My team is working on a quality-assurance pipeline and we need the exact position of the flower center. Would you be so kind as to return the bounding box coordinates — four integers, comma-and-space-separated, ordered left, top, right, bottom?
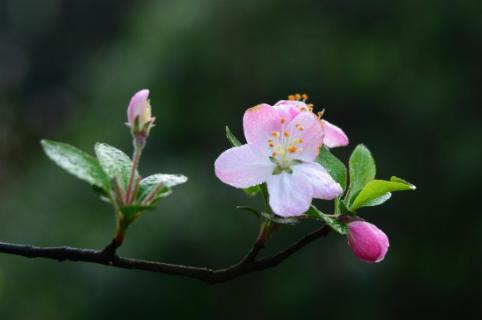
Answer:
267, 117, 305, 174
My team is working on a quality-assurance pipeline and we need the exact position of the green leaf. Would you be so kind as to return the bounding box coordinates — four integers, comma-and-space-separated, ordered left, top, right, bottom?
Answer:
41, 140, 110, 190
95, 143, 134, 189
92, 185, 111, 203
316, 147, 347, 190
244, 185, 261, 197
138, 174, 188, 202
362, 193, 392, 207
390, 176, 416, 187
260, 212, 300, 225
226, 126, 242, 147
338, 200, 356, 215
350, 177, 416, 210
308, 206, 347, 235
346, 144, 376, 206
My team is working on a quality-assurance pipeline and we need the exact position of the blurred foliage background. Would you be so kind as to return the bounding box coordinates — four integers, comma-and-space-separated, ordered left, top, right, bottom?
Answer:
0, 0, 481, 319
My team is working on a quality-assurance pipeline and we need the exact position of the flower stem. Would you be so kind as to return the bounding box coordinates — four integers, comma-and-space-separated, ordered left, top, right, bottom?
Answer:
125, 141, 144, 204
260, 183, 270, 213
258, 219, 271, 243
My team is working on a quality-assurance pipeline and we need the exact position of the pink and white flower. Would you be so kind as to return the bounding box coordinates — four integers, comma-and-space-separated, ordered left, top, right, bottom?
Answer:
127, 89, 153, 128
347, 220, 389, 263
214, 99, 349, 217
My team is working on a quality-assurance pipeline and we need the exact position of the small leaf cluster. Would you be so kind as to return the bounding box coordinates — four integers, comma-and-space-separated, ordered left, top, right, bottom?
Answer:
41, 140, 187, 228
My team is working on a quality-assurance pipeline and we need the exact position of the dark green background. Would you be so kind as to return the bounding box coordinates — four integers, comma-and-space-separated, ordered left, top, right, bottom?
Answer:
0, 0, 480, 319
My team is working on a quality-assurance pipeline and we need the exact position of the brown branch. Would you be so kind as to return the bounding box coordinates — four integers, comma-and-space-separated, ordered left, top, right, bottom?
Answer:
0, 225, 330, 284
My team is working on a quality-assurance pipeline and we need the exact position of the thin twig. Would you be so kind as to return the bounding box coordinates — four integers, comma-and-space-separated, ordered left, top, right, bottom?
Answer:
0, 225, 330, 284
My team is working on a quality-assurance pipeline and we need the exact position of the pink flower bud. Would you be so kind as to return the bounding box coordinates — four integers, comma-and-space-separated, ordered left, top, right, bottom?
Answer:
347, 221, 389, 263
127, 89, 152, 127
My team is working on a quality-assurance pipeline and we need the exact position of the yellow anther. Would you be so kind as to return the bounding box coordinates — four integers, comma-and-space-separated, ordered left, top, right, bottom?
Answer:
269, 143, 275, 148
284, 131, 289, 137
302, 93, 308, 101
271, 131, 280, 137
295, 138, 304, 144
287, 146, 298, 153
295, 93, 301, 100
280, 117, 286, 124
288, 94, 296, 101
298, 126, 304, 131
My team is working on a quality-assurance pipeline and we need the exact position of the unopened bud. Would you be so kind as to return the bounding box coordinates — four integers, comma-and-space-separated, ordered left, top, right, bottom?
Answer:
127, 89, 154, 131
347, 221, 389, 263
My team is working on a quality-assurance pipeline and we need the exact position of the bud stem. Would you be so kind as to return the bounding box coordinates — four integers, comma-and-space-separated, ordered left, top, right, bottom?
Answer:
125, 140, 144, 205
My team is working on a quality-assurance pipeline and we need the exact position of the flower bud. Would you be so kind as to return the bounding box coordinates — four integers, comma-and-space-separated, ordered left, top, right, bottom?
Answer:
347, 220, 389, 263
127, 89, 153, 129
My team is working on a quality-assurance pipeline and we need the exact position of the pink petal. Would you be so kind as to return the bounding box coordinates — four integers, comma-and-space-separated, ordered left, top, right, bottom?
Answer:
285, 111, 324, 162
215, 144, 275, 188
292, 162, 342, 200
273, 100, 304, 122
243, 104, 283, 155
322, 120, 349, 148
274, 100, 306, 108
267, 171, 313, 217
127, 89, 150, 125
347, 221, 389, 263
374, 226, 390, 261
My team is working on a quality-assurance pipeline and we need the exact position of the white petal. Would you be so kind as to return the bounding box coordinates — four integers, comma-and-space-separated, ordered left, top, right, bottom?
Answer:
215, 144, 275, 188
267, 171, 313, 217
292, 162, 342, 200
